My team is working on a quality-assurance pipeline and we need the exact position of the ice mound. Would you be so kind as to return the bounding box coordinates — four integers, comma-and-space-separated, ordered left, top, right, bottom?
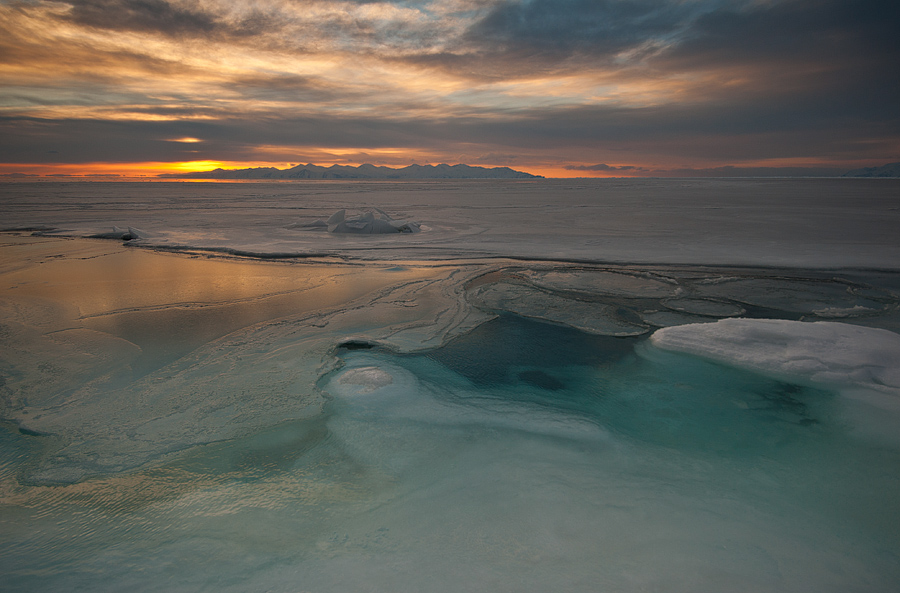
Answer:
303, 208, 421, 234
337, 366, 394, 394
89, 226, 147, 240
650, 319, 900, 395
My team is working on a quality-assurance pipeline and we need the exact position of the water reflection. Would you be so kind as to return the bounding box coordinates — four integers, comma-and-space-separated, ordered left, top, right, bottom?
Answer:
0, 235, 444, 376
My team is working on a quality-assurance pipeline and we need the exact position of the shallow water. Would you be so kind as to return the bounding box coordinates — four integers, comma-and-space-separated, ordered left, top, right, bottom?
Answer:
2, 314, 899, 592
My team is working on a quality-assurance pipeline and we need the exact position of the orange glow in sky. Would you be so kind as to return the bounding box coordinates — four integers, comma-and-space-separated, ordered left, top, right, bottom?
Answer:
0, 0, 896, 178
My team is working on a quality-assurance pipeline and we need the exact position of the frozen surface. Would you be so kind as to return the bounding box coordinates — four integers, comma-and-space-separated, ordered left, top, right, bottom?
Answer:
1, 179, 900, 592
3, 313, 900, 592
1, 178, 898, 267
294, 208, 421, 234
469, 280, 648, 336
651, 319, 900, 394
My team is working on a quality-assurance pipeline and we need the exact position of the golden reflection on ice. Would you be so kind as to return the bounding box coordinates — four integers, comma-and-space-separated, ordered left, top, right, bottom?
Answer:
0, 233, 494, 484
0, 234, 446, 362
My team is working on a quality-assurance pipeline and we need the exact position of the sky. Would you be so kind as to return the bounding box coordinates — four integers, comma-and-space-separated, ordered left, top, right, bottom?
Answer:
1, 0, 898, 178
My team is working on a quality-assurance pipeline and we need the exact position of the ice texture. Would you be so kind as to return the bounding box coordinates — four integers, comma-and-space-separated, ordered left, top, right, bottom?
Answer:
88, 226, 147, 240
4, 235, 899, 485
520, 269, 677, 297
650, 318, 900, 395
662, 298, 745, 317
2, 178, 898, 267
469, 280, 648, 336
2, 179, 900, 592
694, 278, 887, 315
6, 316, 900, 592
0, 239, 492, 483
324, 208, 421, 234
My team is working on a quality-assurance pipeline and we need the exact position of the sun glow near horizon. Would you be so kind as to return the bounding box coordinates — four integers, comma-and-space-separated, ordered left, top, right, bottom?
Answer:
0, 0, 896, 178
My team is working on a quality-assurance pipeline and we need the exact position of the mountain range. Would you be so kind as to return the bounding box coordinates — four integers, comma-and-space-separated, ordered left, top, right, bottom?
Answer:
841, 162, 900, 178
159, 163, 541, 180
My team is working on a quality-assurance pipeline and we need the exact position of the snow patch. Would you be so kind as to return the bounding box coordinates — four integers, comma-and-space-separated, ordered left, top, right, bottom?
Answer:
650, 319, 900, 395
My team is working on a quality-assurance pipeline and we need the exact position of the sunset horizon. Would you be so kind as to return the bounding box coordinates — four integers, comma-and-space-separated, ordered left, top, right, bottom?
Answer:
0, 158, 894, 180
3, 1, 900, 587
2, 0, 898, 179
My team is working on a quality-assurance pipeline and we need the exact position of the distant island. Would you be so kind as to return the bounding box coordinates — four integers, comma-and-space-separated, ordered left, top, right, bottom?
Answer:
842, 162, 900, 178
159, 163, 542, 180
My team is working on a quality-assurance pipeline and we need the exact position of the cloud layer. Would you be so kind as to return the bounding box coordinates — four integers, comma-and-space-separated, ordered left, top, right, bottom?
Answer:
1, 0, 897, 175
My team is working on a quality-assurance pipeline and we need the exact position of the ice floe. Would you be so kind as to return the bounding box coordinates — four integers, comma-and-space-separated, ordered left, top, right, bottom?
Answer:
650, 318, 900, 395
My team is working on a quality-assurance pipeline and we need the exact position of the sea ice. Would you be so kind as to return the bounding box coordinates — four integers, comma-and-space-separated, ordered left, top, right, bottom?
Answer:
694, 278, 885, 315
520, 269, 677, 298
662, 298, 745, 317
650, 318, 900, 396
468, 280, 648, 336
88, 226, 147, 240
2, 179, 900, 591
324, 208, 421, 234
336, 366, 396, 394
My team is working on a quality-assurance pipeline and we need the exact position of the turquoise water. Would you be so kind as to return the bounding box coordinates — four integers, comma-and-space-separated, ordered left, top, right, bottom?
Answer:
2, 314, 898, 592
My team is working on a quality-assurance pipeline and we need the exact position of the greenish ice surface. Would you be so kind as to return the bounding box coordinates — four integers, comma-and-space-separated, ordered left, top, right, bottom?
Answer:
2, 178, 900, 591
2, 311, 899, 592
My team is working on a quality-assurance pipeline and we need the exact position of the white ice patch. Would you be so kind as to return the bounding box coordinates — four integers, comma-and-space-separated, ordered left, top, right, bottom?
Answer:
650, 319, 900, 395
336, 366, 395, 394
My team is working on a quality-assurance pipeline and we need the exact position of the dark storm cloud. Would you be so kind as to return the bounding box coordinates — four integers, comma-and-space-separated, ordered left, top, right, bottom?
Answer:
477, 98, 900, 161
2, 0, 898, 173
54, 0, 446, 49
0, 115, 438, 164
63, 0, 221, 36
465, 0, 692, 59
466, 0, 899, 67
55, 0, 291, 40
656, 0, 900, 114
422, 0, 900, 94
393, 0, 696, 78
666, 0, 900, 67
3, 81, 895, 166
229, 74, 350, 104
